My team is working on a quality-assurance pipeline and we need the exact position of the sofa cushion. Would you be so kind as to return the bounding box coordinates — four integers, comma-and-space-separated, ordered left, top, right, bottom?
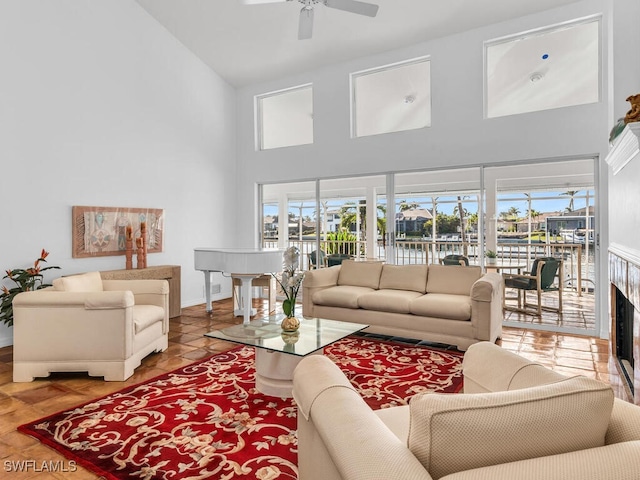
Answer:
439, 441, 640, 480
133, 305, 165, 334
53, 271, 103, 292
379, 264, 428, 293
358, 290, 424, 314
410, 293, 472, 321
426, 264, 481, 296
337, 260, 383, 289
312, 285, 375, 309
407, 376, 614, 480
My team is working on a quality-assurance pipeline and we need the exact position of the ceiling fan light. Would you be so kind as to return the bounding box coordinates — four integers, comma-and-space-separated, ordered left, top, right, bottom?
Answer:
530, 72, 544, 83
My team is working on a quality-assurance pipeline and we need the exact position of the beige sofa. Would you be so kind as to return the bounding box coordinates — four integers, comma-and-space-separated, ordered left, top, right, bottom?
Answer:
12, 271, 169, 382
293, 342, 640, 480
302, 260, 503, 350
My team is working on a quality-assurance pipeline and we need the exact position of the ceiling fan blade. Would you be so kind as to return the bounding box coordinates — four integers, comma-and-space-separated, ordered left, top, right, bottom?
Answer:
298, 7, 314, 40
325, 0, 379, 17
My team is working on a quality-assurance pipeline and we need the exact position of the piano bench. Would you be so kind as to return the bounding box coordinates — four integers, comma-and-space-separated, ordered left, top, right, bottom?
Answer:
232, 274, 276, 316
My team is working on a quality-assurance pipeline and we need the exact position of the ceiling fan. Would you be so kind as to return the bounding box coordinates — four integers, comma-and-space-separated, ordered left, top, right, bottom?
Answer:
242, 0, 379, 40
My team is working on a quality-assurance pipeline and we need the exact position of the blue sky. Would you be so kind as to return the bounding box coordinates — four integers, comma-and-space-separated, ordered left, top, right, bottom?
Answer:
264, 190, 594, 218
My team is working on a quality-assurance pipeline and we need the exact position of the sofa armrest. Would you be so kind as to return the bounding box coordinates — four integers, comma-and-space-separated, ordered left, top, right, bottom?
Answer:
440, 441, 640, 480
293, 355, 433, 480
13, 290, 135, 310
302, 266, 341, 317
463, 341, 565, 393
469, 273, 503, 343
302, 266, 341, 288
470, 272, 503, 302
607, 398, 640, 444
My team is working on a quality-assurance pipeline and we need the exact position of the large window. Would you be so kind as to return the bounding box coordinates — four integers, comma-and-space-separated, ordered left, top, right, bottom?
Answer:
260, 158, 599, 336
351, 57, 431, 138
485, 17, 600, 118
257, 84, 313, 150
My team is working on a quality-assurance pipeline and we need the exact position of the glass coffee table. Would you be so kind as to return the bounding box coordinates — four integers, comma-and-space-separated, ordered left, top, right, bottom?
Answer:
205, 314, 367, 398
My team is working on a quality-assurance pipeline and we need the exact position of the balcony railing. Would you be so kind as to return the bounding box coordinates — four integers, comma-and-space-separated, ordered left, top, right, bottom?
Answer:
263, 238, 593, 295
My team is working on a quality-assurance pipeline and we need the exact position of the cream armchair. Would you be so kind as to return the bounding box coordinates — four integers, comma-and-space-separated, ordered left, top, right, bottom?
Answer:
293, 343, 640, 480
12, 271, 169, 382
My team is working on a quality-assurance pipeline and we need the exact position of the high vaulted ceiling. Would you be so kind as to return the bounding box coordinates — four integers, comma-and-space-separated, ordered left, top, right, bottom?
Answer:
134, 0, 582, 87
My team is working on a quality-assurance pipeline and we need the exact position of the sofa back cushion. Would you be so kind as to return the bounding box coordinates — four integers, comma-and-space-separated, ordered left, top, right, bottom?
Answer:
379, 264, 428, 294
407, 376, 614, 480
426, 264, 481, 296
337, 260, 383, 289
53, 271, 104, 292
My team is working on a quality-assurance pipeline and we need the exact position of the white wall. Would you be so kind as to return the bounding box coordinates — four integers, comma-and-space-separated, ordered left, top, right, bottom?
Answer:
235, 0, 638, 339
235, 0, 613, 244
0, 0, 237, 347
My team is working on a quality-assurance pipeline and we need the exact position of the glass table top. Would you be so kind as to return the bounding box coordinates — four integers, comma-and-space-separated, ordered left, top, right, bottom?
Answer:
204, 314, 367, 357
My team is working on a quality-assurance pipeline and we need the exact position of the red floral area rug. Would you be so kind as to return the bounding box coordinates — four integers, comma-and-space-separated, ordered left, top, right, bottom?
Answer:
18, 336, 463, 480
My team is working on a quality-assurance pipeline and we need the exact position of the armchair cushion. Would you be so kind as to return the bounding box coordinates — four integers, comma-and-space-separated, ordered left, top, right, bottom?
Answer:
133, 305, 166, 333
53, 271, 103, 292
408, 376, 614, 479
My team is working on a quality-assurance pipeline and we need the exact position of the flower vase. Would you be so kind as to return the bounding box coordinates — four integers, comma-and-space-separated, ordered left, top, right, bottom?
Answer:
281, 315, 300, 332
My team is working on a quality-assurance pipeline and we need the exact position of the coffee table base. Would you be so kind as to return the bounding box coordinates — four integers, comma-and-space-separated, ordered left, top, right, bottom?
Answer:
254, 348, 321, 398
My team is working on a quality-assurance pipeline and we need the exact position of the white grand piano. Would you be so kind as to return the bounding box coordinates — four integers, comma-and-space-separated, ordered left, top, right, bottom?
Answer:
194, 248, 284, 325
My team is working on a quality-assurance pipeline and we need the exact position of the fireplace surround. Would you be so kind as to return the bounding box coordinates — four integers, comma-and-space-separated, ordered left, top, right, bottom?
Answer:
607, 122, 640, 405
609, 252, 640, 402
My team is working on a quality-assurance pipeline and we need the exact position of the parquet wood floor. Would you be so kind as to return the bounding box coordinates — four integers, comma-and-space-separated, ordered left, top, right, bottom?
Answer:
0, 297, 628, 478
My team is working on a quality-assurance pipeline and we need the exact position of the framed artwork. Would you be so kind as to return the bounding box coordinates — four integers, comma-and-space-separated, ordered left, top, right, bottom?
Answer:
72, 206, 164, 258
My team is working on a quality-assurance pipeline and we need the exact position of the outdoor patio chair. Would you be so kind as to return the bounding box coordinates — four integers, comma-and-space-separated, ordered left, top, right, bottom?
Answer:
441, 254, 469, 266
308, 249, 327, 269
327, 253, 352, 267
503, 256, 563, 316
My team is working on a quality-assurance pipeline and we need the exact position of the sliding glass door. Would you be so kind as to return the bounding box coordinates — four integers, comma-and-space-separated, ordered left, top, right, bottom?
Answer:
484, 158, 597, 336
259, 157, 599, 336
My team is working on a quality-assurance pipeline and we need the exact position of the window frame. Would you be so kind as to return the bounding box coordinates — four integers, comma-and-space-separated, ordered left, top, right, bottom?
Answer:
350, 56, 432, 139
255, 83, 314, 151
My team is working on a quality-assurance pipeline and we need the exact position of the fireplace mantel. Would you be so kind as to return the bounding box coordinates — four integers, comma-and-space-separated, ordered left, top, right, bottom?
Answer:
607, 122, 640, 265
606, 122, 640, 174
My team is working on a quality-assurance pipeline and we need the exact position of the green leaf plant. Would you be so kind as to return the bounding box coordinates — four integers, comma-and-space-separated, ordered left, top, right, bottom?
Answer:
0, 249, 60, 327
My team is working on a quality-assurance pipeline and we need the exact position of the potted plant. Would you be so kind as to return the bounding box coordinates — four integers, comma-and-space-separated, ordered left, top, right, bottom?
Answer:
0, 249, 60, 327
273, 246, 305, 332
485, 249, 498, 265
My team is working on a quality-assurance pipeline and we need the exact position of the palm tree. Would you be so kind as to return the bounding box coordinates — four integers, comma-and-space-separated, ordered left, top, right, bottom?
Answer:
455, 196, 469, 255
398, 200, 421, 212
507, 206, 520, 220
339, 201, 386, 241
562, 191, 579, 213
339, 201, 364, 233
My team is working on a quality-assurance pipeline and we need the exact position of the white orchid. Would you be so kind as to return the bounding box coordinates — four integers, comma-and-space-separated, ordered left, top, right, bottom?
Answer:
282, 246, 300, 270
273, 247, 305, 317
